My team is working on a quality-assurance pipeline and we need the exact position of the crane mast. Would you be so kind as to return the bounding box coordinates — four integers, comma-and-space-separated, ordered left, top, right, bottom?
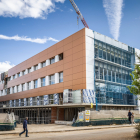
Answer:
69, 0, 89, 28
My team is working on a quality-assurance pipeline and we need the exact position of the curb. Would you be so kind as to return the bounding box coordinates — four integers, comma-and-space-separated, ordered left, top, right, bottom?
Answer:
0, 125, 135, 135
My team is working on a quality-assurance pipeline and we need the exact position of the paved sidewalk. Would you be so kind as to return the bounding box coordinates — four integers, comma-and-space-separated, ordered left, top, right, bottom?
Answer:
0, 124, 136, 135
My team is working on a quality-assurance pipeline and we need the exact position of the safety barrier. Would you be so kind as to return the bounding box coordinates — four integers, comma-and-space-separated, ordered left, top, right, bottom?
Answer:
72, 119, 140, 127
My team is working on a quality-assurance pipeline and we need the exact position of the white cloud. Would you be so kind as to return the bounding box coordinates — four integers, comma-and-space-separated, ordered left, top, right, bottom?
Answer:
70, 9, 73, 12
0, 61, 15, 74
0, 34, 59, 44
0, 0, 65, 19
103, 0, 124, 40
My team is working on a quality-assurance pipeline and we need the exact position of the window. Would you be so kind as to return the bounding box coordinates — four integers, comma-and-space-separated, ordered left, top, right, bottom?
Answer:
34, 80, 38, 88
41, 61, 46, 68
49, 94, 54, 104
50, 57, 55, 64
28, 68, 31, 73
27, 82, 31, 90
59, 72, 63, 83
34, 65, 38, 71
98, 42, 102, 58
13, 75, 16, 79
17, 73, 20, 77
17, 85, 20, 92
102, 43, 106, 60
10, 76, 12, 81
12, 87, 14, 93
22, 70, 26, 76
41, 77, 45, 87
59, 53, 63, 60
49, 74, 55, 85
22, 83, 25, 91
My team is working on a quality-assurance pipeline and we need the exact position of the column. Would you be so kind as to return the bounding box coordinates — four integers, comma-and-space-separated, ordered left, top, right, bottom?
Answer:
115, 72, 116, 82
10, 87, 13, 94
25, 69, 28, 74
111, 71, 112, 81
20, 71, 23, 77
25, 83, 28, 91
3, 89, 5, 96
46, 59, 50, 66
38, 78, 41, 87
55, 73, 59, 84
103, 69, 104, 80
11, 75, 13, 80
19, 84, 22, 92
38, 63, 41, 69
31, 66, 34, 72
98, 67, 100, 79
45, 76, 49, 86
15, 74, 18, 78
31, 81, 34, 89
107, 70, 108, 81
55, 55, 59, 63
15, 86, 17, 93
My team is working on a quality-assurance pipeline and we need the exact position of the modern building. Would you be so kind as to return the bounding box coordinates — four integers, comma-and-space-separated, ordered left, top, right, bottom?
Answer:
0, 28, 138, 123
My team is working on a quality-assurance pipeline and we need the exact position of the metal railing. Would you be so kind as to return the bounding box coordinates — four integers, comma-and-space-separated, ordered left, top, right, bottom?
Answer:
19, 117, 56, 124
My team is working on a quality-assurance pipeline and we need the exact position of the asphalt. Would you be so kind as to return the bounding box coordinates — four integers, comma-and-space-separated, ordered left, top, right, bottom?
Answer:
0, 126, 138, 140
0, 124, 137, 135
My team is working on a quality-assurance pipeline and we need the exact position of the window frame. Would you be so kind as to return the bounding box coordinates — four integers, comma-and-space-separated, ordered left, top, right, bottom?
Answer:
49, 74, 55, 85
41, 77, 45, 87
59, 72, 63, 83
50, 57, 55, 65
34, 79, 38, 89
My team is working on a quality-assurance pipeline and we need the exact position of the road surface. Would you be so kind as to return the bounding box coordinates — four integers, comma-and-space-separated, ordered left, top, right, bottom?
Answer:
0, 127, 138, 140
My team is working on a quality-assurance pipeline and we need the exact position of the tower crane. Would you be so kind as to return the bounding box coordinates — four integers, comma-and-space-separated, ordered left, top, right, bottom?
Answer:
69, 0, 89, 28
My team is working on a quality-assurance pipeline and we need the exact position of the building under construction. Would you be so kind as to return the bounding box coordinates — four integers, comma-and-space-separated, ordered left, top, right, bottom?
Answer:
0, 28, 139, 124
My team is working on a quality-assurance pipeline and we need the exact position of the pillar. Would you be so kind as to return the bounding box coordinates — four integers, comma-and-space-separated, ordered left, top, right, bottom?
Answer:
45, 76, 49, 86
25, 69, 28, 74
38, 63, 41, 69
55, 73, 59, 84
51, 107, 57, 123
55, 55, 59, 63
20, 71, 23, 77
31, 66, 34, 72
19, 84, 22, 92
38, 78, 41, 87
25, 83, 28, 91
46, 59, 50, 66
15, 86, 17, 93
31, 81, 34, 89
115, 72, 116, 82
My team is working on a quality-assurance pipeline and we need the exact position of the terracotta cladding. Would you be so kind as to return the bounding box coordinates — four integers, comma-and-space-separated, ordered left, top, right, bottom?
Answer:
0, 28, 86, 102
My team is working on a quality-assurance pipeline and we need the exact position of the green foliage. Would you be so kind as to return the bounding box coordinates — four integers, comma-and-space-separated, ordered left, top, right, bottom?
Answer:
127, 53, 140, 96
135, 122, 140, 138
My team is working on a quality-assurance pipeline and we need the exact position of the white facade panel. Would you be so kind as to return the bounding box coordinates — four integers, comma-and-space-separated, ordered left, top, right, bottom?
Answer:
85, 28, 94, 38
87, 28, 129, 51
85, 31, 94, 90
86, 42, 94, 52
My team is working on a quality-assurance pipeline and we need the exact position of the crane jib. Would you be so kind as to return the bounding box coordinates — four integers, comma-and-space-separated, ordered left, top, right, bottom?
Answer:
69, 0, 89, 28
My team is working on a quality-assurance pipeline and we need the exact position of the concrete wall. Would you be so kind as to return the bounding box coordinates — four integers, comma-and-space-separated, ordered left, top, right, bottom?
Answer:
77, 110, 140, 121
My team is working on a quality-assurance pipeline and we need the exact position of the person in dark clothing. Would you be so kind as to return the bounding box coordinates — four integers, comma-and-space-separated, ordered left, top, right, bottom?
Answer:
19, 117, 29, 137
128, 110, 132, 124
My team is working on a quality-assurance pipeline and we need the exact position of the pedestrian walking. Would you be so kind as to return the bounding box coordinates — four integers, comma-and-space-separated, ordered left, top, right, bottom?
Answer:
19, 117, 29, 137
131, 112, 135, 125
128, 110, 132, 125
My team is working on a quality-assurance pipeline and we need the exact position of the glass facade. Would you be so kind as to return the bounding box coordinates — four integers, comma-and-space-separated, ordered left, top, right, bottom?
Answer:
94, 39, 136, 106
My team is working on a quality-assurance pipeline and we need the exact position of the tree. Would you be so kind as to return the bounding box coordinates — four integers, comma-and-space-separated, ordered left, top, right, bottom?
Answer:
127, 53, 140, 97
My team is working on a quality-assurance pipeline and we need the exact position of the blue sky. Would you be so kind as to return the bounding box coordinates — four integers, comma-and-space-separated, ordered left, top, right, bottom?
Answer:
0, 0, 140, 73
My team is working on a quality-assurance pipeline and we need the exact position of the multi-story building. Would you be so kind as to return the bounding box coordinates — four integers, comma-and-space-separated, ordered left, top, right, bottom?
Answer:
0, 28, 138, 123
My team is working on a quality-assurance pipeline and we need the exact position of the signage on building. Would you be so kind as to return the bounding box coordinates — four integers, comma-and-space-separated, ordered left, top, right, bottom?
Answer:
79, 112, 84, 121
91, 103, 93, 108
85, 110, 90, 115
85, 116, 90, 122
